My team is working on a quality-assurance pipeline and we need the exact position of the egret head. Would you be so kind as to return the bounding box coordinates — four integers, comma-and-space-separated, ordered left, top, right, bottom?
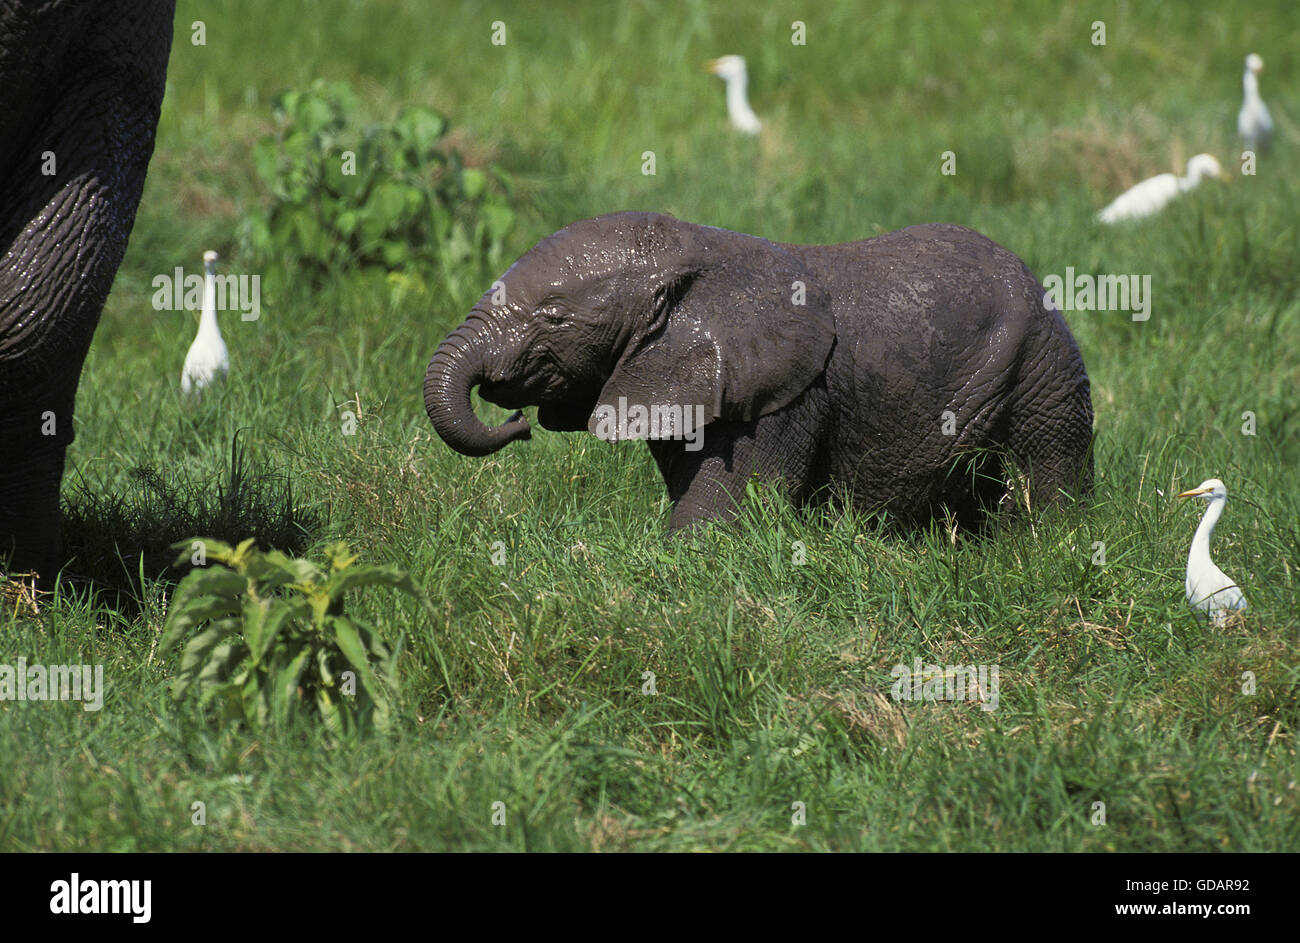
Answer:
706, 55, 749, 85
1185, 153, 1229, 184
203, 249, 219, 265
1245, 53, 1264, 75
1178, 478, 1227, 503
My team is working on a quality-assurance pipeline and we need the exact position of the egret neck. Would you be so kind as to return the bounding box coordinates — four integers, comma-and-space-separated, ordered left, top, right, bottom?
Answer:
1187, 491, 1225, 579
197, 253, 220, 343
726, 73, 760, 133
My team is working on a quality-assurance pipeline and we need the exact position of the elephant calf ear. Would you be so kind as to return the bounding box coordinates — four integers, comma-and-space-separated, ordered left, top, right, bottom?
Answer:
588, 245, 835, 440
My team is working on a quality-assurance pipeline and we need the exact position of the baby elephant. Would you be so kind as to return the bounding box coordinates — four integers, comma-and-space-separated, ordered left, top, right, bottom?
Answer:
425, 212, 1093, 531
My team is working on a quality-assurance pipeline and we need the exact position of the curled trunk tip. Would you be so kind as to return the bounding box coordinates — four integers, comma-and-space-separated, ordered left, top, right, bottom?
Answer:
424, 330, 531, 456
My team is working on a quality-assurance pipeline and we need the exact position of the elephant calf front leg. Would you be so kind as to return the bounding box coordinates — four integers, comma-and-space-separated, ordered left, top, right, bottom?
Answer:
654, 448, 754, 531
647, 413, 821, 532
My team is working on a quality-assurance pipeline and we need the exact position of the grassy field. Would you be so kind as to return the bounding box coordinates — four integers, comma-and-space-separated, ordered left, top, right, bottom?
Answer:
3, 0, 1299, 851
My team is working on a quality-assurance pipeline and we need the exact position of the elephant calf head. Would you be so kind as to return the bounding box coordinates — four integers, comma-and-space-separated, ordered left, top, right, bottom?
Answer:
423, 211, 836, 458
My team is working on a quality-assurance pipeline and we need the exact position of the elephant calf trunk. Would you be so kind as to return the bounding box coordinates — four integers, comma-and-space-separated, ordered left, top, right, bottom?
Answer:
424, 330, 531, 457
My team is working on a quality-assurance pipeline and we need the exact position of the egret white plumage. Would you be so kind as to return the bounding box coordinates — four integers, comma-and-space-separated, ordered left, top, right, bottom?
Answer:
1096, 154, 1229, 224
706, 55, 761, 135
1237, 53, 1273, 153
1177, 478, 1248, 625
181, 250, 228, 394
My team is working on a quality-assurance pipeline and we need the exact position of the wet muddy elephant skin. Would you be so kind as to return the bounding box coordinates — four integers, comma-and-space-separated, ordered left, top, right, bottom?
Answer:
424, 211, 1094, 531
0, 1, 175, 577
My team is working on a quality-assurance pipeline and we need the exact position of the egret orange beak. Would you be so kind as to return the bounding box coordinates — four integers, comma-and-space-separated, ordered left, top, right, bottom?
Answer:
704, 59, 721, 74
1177, 486, 1213, 499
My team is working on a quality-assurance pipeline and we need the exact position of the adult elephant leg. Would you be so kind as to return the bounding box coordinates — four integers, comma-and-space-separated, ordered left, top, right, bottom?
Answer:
0, 448, 68, 576
0, 1, 174, 578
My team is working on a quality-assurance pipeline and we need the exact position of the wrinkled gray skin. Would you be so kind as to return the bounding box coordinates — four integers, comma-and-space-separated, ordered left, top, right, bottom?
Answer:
0, 1, 174, 577
425, 212, 1093, 531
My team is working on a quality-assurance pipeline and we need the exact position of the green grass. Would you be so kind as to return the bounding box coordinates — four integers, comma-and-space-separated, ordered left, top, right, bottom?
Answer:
2, 0, 1298, 851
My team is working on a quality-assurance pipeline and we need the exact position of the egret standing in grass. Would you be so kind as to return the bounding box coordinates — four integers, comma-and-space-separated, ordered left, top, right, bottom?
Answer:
1096, 154, 1229, 224
181, 250, 228, 394
1178, 478, 1248, 625
1238, 53, 1273, 154
706, 55, 761, 135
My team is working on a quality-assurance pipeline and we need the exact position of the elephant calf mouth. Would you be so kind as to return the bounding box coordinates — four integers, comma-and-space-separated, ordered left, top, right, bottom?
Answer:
537, 401, 596, 432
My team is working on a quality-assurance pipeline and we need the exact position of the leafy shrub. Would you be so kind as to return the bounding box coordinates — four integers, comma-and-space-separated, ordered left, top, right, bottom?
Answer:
244, 79, 516, 291
161, 538, 429, 736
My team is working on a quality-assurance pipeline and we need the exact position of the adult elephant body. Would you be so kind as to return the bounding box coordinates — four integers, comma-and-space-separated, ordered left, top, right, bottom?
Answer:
0, 1, 175, 576
425, 212, 1094, 530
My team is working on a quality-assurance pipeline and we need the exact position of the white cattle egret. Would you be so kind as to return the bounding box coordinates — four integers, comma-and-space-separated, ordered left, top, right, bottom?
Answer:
1177, 478, 1248, 625
706, 55, 761, 135
1237, 53, 1273, 153
1096, 154, 1229, 224
181, 250, 229, 394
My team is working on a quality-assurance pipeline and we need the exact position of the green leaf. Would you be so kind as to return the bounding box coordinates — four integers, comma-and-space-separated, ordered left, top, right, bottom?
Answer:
482, 202, 515, 240
172, 570, 246, 602
161, 575, 245, 653
171, 625, 231, 700
273, 647, 312, 726
249, 599, 307, 664
241, 596, 269, 665
323, 80, 358, 121
359, 182, 410, 243
316, 646, 337, 687
251, 138, 281, 187
292, 209, 328, 262
245, 214, 271, 256
194, 640, 249, 703
335, 209, 360, 238
160, 597, 241, 660
461, 167, 487, 200
382, 241, 410, 267
170, 537, 236, 566
316, 686, 342, 735
330, 616, 374, 679
211, 685, 244, 724
272, 88, 301, 123
324, 151, 368, 199
258, 549, 322, 584
324, 564, 425, 603
242, 669, 268, 729
295, 95, 335, 136
394, 106, 447, 154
